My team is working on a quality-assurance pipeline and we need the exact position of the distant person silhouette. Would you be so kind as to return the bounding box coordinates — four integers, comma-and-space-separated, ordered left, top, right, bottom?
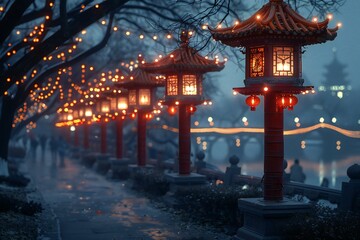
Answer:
58, 137, 67, 168
321, 177, 329, 187
29, 134, 39, 161
290, 158, 306, 183
49, 136, 58, 163
39, 134, 48, 161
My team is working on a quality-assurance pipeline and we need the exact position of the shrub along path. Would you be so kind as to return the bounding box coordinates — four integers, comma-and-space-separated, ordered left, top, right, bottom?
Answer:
25, 151, 231, 240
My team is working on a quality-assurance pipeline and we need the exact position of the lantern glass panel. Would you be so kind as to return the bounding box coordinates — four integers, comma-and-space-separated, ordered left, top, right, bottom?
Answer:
101, 100, 110, 113
85, 107, 92, 117
129, 90, 137, 106
138, 89, 151, 105
110, 97, 117, 111
67, 113, 73, 121
117, 97, 128, 110
167, 75, 178, 95
61, 113, 67, 121
273, 47, 294, 76
73, 110, 79, 118
182, 75, 197, 95
249, 47, 265, 77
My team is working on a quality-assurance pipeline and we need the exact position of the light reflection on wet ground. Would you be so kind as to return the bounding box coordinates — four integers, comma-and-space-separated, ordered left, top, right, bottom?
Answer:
26, 152, 231, 240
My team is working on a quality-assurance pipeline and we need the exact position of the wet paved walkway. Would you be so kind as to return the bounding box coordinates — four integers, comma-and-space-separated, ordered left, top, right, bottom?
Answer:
25, 152, 231, 240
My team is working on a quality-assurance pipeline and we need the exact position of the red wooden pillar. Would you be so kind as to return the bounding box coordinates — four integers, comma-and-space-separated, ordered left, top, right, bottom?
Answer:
64, 127, 71, 144
137, 110, 147, 166
100, 121, 107, 154
178, 104, 191, 175
116, 118, 123, 159
74, 127, 79, 147
83, 124, 89, 149
263, 92, 284, 201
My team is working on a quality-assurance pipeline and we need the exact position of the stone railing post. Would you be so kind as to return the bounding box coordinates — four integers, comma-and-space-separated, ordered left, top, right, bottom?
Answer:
340, 164, 360, 212
224, 155, 241, 186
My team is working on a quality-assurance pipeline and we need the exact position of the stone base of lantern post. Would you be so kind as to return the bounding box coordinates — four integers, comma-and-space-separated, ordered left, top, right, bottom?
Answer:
234, 198, 310, 240
165, 172, 206, 185
163, 172, 207, 207
128, 164, 154, 175
165, 172, 207, 194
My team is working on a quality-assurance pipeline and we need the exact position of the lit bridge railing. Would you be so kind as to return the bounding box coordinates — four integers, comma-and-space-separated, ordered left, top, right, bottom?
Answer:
161, 123, 360, 138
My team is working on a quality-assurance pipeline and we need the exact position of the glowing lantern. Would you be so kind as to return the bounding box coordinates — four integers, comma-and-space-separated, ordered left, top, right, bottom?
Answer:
287, 95, 298, 110
141, 30, 224, 176
168, 106, 177, 115
145, 113, 153, 119
61, 112, 67, 121
117, 96, 128, 110
109, 90, 128, 111
276, 94, 298, 110
245, 95, 261, 111
85, 106, 93, 117
67, 113, 73, 121
187, 105, 197, 114
130, 112, 136, 119
115, 57, 163, 110
141, 30, 224, 106
96, 98, 110, 113
138, 89, 151, 105
73, 109, 79, 119
79, 109, 84, 117
210, 0, 338, 203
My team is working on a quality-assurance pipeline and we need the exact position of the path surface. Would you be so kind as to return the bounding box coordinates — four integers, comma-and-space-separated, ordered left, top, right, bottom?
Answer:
25, 151, 231, 240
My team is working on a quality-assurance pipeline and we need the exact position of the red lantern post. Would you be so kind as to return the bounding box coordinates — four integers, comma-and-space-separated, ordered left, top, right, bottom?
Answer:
115, 63, 164, 167
96, 96, 111, 154
107, 88, 128, 159
210, 0, 339, 238
142, 31, 224, 176
211, 0, 338, 201
83, 123, 89, 149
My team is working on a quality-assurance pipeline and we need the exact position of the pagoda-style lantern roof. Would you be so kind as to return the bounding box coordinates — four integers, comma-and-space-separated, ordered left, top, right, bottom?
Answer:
141, 31, 225, 74
209, 0, 339, 47
115, 61, 164, 109
116, 64, 164, 89
141, 31, 224, 106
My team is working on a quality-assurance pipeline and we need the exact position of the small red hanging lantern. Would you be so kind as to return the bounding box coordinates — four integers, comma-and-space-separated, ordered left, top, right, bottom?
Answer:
145, 113, 153, 119
245, 95, 260, 111
168, 106, 177, 116
287, 95, 298, 110
187, 105, 197, 114
277, 95, 287, 109
130, 112, 136, 119
276, 95, 298, 110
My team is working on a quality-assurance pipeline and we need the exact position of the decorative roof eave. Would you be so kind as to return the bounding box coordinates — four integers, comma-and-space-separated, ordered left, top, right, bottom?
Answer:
209, 0, 338, 47
141, 32, 225, 74
103, 88, 128, 98
234, 85, 314, 95
115, 68, 164, 89
214, 29, 337, 48
142, 61, 225, 74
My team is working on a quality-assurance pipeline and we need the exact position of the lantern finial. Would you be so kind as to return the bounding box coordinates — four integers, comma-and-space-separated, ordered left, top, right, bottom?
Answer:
180, 30, 190, 47
138, 54, 144, 64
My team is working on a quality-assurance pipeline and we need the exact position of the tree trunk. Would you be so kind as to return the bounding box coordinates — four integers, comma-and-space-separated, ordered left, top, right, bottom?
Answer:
0, 96, 17, 176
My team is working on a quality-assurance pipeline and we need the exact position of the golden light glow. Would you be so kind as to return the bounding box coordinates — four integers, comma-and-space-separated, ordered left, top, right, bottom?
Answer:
182, 75, 197, 95
117, 97, 128, 110
273, 47, 294, 76
161, 123, 360, 138
139, 89, 151, 105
